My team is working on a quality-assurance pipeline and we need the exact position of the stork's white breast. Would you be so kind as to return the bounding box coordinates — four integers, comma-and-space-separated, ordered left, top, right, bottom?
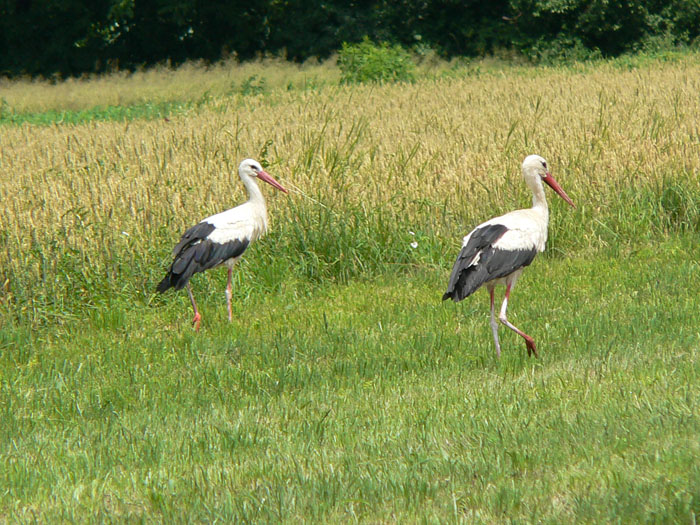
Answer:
462, 208, 548, 253
204, 202, 267, 245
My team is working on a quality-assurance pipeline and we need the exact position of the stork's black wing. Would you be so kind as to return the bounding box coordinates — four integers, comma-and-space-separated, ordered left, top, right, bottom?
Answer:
156, 221, 249, 292
442, 223, 537, 302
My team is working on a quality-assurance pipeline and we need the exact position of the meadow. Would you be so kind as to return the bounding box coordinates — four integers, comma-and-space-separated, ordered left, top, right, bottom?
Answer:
1, 53, 699, 522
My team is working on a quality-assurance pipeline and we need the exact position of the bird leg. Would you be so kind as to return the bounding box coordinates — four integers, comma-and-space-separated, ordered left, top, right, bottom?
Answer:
488, 285, 501, 358
226, 268, 233, 322
187, 283, 201, 332
498, 283, 538, 358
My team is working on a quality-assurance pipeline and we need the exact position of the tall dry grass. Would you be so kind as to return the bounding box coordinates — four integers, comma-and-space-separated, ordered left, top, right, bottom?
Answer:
0, 57, 340, 114
2, 56, 700, 323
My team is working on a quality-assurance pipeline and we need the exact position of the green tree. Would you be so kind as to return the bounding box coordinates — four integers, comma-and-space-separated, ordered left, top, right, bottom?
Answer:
0, 0, 117, 75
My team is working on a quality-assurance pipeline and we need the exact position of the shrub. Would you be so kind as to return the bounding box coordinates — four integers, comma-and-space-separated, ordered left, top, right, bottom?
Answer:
526, 36, 603, 64
338, 37, 415, 84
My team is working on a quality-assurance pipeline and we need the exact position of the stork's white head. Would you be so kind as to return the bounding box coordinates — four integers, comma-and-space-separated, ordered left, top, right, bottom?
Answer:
522, 155, 575, 208
238, 158, 288, 193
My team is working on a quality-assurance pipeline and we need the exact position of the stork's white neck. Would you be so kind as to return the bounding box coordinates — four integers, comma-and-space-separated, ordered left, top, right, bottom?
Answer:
241, 174, 267, 208
239, 173, 269, 237
527, 176, 550, 234
531, 178, 547, 209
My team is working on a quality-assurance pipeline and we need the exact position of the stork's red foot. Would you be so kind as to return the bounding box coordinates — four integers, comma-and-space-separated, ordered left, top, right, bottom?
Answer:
192, 313, 201, 332
525, 338, 538, 358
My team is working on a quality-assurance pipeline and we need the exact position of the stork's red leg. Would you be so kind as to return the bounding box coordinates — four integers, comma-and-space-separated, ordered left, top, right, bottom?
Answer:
498, 283, 538, 358
187, 283, 201, 332
488, 285, 501, 358
226, 268, 233, 322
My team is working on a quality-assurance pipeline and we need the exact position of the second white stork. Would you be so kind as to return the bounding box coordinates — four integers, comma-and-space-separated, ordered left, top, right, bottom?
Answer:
157, 158, 288, 331
442, 155, 575, 358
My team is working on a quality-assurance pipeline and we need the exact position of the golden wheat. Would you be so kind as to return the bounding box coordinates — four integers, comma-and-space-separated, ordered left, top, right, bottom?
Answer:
2, 55, 700, 306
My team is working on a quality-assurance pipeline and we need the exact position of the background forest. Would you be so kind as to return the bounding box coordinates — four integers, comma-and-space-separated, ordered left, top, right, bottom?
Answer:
2, 0, 700, 77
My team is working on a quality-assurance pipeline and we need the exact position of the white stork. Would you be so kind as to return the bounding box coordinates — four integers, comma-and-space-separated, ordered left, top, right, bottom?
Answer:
157, 158, 288, 331
443, 155, 575, 358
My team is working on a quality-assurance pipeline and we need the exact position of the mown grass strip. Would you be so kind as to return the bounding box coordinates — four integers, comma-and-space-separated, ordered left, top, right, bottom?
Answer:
1, 237, 698, 522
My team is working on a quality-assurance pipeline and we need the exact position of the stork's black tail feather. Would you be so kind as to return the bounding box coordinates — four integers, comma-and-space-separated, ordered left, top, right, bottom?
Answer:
156, 274, 175, 293
442, 258, 491, 302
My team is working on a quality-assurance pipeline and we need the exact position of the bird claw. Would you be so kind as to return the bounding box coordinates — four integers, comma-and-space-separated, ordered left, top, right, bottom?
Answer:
192, 313, 202, 332
525, 339, 538, 358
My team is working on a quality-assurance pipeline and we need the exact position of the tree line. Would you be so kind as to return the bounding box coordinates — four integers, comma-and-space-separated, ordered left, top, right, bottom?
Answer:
1, 0, 699, 77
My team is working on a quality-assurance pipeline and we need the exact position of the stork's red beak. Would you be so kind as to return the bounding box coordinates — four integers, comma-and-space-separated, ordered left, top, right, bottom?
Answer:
257, 170, 288, 193
542, 172, 575, 208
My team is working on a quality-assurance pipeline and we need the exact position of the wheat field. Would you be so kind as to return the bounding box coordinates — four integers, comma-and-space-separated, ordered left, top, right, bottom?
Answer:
1, 55, 699, 521
3, 55, 700, 320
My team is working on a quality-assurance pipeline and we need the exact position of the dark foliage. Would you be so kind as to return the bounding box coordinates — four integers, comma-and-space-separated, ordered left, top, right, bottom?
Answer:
1, 0, 698, 77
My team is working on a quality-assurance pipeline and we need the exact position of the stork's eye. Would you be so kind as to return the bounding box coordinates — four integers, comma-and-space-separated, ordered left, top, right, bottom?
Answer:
542, 161, 547, 168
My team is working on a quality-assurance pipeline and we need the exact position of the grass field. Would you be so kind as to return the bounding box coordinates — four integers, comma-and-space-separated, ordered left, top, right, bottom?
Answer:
1, 53, 699, 522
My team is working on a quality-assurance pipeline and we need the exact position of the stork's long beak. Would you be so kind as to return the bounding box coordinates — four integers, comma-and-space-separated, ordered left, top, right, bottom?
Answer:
257, 170, 289, 193
543, 172, 575, 208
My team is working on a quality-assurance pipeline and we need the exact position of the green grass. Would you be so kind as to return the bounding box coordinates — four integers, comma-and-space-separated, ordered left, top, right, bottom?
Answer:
2, 235, 698, 522
0, 100, 192, 126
